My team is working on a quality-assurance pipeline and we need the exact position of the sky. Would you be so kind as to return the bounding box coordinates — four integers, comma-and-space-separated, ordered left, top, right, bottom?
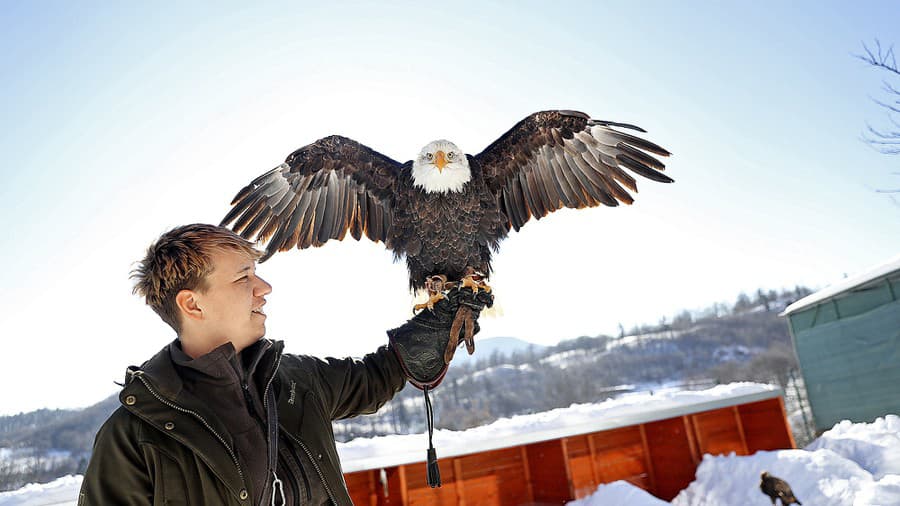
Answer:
1, 1, 899, 415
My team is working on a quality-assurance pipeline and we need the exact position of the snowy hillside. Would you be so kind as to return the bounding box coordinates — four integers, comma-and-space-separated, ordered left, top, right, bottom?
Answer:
451, 336, 546, 364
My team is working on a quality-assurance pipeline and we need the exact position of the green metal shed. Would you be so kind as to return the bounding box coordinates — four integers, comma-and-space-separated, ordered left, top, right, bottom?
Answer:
781, 254, 900, 433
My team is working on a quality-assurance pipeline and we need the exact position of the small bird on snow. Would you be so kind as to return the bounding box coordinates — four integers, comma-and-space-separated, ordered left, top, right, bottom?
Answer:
760, 471, 802, 505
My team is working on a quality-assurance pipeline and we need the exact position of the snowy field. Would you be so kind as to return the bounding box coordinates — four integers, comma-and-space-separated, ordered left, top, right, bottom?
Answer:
0, 475, 81, 506
2, 392, 897, 505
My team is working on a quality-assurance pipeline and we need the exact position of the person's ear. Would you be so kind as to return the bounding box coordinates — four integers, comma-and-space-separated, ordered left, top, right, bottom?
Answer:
175, 289, 203, 322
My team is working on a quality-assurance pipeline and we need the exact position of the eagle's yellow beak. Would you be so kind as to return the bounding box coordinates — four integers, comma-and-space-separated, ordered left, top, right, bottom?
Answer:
433, 150, 447, 172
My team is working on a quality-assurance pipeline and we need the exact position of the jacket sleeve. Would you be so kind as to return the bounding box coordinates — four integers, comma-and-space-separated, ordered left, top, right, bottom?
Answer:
307, 344, 407, 420
79, 408, 153, 506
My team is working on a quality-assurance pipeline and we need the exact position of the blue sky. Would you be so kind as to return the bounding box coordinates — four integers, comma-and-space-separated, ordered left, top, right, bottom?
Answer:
2, 1, 899, 414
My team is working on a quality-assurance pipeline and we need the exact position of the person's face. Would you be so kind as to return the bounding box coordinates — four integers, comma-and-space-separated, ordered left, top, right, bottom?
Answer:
191, 248, 272, 352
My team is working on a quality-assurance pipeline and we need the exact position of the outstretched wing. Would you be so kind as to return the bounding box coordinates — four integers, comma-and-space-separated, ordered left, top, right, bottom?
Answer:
475, 110, 672, 232
221, 135, 402, 261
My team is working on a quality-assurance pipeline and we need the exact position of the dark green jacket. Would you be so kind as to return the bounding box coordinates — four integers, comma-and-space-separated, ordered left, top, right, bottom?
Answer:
79, 339, 406, 505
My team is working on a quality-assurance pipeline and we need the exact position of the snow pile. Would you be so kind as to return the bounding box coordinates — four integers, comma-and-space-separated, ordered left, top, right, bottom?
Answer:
806, 414, 900, 479
337, 382, 776, 469
0, 475, 82, 506
568, 480, 669, 506
673, 449, 880, 505
570, 415, 900, 506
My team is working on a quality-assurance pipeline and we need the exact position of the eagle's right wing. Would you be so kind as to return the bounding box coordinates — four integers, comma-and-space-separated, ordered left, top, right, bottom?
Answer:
475, 110, 672, 232
221, 135, 402, 261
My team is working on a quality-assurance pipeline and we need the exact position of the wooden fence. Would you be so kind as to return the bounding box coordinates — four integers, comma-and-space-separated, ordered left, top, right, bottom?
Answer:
340, 393, 794, 505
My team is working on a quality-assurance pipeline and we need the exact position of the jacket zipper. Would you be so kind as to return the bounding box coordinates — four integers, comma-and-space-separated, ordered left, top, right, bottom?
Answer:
262, 347, 282, 412
133, 373, 246, 485
261, 343, 283, 506
281, 427, 336, 505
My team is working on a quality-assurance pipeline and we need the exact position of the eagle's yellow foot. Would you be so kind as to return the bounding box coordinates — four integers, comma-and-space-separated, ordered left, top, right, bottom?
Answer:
460, 273, 491, 294
413, 275, 449, 313
413, 293, 446, 314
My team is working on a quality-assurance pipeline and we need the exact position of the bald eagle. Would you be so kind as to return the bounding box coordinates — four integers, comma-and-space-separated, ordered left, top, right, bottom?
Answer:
221, 109, 671, 303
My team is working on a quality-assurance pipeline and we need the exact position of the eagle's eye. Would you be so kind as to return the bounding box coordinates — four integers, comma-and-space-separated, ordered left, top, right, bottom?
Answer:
447, 152, 455, 160
426, 153, 433, 160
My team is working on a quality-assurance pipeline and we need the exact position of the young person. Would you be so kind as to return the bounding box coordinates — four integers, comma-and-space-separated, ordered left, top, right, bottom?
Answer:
79, 224, 491, 505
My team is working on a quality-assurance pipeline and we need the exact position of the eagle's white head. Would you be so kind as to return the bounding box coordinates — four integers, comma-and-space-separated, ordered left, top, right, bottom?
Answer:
411, 140, 471, 194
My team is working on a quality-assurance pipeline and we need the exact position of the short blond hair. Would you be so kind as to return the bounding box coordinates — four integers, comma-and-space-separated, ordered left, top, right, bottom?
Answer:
131, 224, 263, 333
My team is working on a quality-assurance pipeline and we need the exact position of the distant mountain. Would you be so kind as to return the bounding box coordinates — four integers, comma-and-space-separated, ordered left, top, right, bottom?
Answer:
452, 336, 546, 364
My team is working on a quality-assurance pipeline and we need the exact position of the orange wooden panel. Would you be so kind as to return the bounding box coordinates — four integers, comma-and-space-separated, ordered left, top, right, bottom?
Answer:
493, 467, 532, 505
526, 438, 573, 503
591, 425, 644, 451
589, 426, 648, 485
639, 424, 657, 493
692, 407, 748, 456
566, 434, 590, 457
458, 447, 530, 505
460, 475, 501, 504
569, 454, 598, 499
345, 469, 376, 506
407, 481, 460, 506
404, 457, 460, 506
644, 417, 697, 501
402, 447, 532, 506
375, 466, 406, 506
461, 447, 524, 475
738, 398, 795, 452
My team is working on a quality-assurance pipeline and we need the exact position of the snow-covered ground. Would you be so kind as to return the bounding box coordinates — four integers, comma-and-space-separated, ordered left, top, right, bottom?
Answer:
3, 396, 897, 505
0, 475, 82, 506
573, 414, 900, 506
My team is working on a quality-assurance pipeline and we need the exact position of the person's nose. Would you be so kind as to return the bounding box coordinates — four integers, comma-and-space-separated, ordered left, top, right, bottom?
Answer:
255, 276, 273, 296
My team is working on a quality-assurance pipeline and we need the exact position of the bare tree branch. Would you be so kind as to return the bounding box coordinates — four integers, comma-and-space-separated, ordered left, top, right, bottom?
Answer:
858, 39, 900, 195
856, 39, 900, 77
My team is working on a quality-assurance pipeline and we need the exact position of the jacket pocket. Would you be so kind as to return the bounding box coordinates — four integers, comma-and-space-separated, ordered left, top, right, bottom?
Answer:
153, 449, 188, 506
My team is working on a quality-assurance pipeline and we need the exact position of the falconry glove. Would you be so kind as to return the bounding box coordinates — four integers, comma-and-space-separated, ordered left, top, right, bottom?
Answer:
388, 286, 493, 390
387, 286, 493, 488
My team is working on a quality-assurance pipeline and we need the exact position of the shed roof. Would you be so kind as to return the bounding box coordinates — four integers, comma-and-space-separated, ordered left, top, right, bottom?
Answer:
781, 254, 900, 316
337, 383, 781, 473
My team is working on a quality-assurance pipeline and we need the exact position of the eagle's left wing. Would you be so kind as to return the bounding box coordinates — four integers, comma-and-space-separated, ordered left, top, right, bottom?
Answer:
221, 135, 402, 261
475, 110, 672, 232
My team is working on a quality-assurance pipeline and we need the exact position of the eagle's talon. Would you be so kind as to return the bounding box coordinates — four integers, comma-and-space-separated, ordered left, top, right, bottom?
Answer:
460, 271, 491, 295
413, 292, 445, 314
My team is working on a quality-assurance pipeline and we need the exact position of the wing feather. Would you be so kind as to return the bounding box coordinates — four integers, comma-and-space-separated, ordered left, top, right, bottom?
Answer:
476, 110, 672, 231
299, 187, 321, 249
526, 161, 551, 217
544, 150, 574, 207
221, 135, 401, 260
263, 192, 310, 261
534, 150, 562, 209
519, 167, 541, 220
552, 150, 587, 208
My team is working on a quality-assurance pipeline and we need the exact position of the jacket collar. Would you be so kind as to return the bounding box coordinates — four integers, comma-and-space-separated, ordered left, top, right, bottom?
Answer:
123, 338, 283, 400
169, 339, 271, 388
